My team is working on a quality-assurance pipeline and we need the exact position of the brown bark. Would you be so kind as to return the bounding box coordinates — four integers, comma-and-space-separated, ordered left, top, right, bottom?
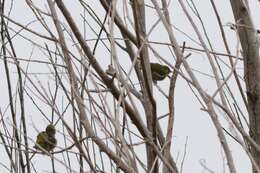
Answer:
229, 1, 260, 172
131, 0, 158, 172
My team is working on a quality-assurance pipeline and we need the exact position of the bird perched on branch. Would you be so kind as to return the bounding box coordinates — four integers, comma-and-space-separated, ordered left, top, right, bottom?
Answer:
25, 124, 57, 166
150, 63, 171, 83
34, 124, 57, 152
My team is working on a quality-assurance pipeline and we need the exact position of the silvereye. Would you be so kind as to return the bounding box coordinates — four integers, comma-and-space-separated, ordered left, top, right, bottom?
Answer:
34, 124, 57, 152
150, 63, 171, 82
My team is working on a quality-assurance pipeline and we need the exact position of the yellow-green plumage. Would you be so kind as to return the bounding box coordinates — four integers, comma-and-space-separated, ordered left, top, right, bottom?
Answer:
34, 131, 50, 151
45, 135, 57, 151
34, 124, 57, 152
150, 63, 171, 82
46, 124, 56, 137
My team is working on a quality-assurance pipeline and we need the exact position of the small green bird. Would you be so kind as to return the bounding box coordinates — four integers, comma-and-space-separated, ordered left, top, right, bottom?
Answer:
150, 63, 171, 82
25, 124, 57, 166
45, 124, 56, 137
34, 124, 57, 152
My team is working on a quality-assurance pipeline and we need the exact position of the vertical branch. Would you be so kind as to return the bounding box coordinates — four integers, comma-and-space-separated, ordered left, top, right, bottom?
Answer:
131, 0, 158, 172
0, 3, 26, 172
160, 0, 182, 172
3, 16, 30, 173
229, 1, 260, 172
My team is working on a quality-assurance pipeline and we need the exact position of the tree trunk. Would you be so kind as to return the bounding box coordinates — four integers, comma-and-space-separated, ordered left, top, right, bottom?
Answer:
229, 1, 260, 172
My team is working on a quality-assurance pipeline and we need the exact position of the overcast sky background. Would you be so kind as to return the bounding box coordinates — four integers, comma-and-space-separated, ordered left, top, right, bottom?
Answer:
0, 0, 260, 173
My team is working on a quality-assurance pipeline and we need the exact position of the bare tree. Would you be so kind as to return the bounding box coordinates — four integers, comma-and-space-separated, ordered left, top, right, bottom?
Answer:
0, 0, 259, 173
